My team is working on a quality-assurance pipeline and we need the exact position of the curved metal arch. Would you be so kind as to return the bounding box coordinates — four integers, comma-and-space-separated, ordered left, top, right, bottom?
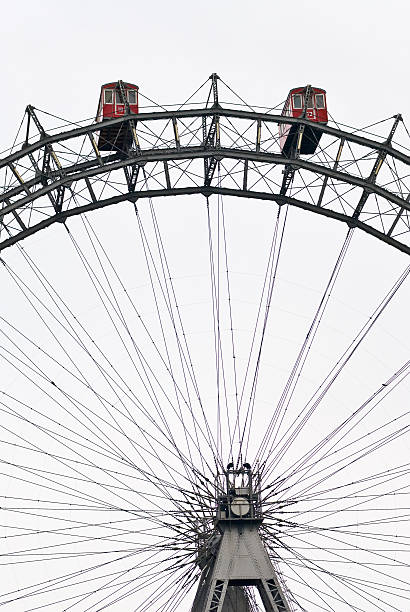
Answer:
2, 149, 409, 211
0, 105, 409, 255
1, 108, 408, 168
0, 186, 407, 256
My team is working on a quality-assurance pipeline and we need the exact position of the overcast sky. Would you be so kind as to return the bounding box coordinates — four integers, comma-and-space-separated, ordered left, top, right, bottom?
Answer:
1, 0, 409, 142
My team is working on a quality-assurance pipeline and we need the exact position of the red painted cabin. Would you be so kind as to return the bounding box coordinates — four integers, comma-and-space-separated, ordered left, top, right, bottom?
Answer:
96, 81, 139, 151
279, 86, 328, 155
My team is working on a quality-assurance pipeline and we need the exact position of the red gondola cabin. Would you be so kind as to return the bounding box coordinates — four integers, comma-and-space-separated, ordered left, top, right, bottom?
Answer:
96, 81, 139, 151
279, 86, 328, 155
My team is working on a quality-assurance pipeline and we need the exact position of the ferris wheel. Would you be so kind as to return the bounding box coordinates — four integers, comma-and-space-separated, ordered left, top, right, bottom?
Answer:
0, 74, 409, 611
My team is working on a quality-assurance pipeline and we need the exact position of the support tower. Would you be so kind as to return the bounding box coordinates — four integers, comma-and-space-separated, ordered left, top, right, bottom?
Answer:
192, 465, 292, 612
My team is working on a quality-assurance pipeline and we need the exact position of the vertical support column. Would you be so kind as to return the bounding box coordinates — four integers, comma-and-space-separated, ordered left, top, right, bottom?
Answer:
25, 105, 66, 213
209, 580, 228, 611
203, 74, 221, 188
210, 73, 219, 108
317, 137, 345, 207
352, 114, 402, 220
173, 117, 181, 150
280, 84, 313, 197
256, 120, 262, 153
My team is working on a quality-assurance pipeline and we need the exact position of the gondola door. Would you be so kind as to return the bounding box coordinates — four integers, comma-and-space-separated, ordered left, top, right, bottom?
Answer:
305, 89, 317, 121
115, 89, 125, 116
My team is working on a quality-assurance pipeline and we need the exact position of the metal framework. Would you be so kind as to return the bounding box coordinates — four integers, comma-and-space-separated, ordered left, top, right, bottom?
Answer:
193, 525, 291, 612
1, 75, 410, 255
192, 466, 293, 612
1, 77, 410, 611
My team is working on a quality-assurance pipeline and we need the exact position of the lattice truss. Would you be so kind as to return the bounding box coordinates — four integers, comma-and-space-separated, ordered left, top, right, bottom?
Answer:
1, 76, 410, 254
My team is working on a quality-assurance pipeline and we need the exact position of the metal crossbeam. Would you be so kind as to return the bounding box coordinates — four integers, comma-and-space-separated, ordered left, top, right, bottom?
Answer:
3, 109, 408, 170
0, 106, 409, 256
352, 114, 402, 220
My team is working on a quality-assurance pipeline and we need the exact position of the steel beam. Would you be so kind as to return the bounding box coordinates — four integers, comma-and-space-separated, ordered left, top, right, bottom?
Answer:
2, 108, 409, 171
1, 186, 410, 256
1, 106, 409, 257
2, 147, 409, 214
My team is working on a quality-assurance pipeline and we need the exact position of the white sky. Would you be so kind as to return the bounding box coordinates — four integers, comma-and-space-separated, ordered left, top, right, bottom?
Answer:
1, 0, 409, 139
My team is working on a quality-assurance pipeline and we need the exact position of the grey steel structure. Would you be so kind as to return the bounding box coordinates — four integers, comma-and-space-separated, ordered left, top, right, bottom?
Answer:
0, 75, 409, 257
1, 76, 410, 610
191, 465, 292, 611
